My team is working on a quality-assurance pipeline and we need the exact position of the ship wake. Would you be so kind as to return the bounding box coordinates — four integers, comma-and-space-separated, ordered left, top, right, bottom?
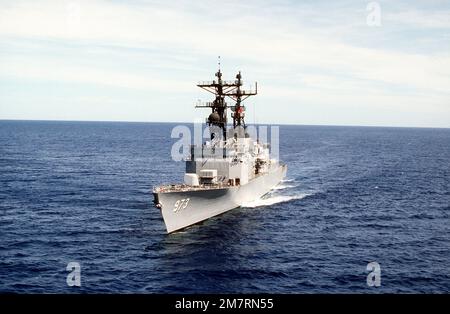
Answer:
241, 193, 310, 208
272, 183, 297, 190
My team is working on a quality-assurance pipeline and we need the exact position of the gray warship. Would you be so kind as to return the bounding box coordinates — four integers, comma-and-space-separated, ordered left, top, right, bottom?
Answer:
153, 67, 287, 233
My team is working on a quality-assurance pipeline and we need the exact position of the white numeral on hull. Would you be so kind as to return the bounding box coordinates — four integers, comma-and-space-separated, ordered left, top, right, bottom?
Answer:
173, 198, 190, 213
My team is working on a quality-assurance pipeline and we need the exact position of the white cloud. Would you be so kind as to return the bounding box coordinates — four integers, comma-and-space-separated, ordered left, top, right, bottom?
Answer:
385, 9, 450, 29
0, 56, 192, 92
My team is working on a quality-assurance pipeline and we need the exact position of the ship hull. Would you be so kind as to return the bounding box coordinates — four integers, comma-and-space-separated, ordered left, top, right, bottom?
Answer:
154, 164, 287, 233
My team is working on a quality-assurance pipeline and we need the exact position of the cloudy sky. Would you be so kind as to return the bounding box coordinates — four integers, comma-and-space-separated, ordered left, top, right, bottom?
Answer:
0, 0, 449, 127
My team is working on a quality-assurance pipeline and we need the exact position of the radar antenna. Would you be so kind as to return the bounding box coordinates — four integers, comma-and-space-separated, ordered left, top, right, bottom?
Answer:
196, 61, 258, 140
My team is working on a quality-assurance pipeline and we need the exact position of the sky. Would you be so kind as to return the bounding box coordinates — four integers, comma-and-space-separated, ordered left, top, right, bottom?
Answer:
0, 0, 449, 127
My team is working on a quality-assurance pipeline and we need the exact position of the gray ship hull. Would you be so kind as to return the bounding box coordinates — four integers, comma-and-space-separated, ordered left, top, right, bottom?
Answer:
154, 164, 287, 233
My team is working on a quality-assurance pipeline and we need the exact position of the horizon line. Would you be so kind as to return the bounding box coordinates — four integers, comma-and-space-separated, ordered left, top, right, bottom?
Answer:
0, 118, 449, 130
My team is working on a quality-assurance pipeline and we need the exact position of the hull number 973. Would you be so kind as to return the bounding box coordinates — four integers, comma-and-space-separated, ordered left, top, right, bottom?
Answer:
173, 198, 190, 213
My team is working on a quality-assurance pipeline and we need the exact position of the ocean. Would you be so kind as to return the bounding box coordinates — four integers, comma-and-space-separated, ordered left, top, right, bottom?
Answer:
0, 120, 449, 293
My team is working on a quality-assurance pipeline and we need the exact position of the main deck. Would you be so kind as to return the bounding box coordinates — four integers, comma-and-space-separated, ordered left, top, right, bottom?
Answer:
153, 183, 229, 194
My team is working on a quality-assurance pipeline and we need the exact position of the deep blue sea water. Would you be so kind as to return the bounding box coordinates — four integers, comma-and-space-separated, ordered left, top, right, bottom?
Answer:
0, 120, 449, 293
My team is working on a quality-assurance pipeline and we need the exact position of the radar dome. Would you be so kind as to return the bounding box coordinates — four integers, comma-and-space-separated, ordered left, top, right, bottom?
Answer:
208, 112, 221, 123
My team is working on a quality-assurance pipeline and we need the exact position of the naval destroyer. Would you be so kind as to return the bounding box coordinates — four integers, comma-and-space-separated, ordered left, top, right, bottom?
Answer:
153, 67, 287, 233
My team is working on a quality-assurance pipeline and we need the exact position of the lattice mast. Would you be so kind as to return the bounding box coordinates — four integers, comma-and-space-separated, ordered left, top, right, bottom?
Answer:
196, 59, 257, 140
